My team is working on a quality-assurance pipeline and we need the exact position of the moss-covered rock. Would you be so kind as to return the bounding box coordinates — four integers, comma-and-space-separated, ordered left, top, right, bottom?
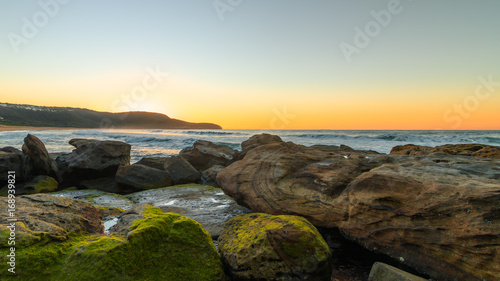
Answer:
0, 202, 224, 281
218, 213, 332, 281
0, 175, 58, 196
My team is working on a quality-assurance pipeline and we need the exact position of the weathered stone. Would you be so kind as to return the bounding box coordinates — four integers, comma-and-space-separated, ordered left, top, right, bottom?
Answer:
218, 213, 332, 281
22, 134, 59, 181
391, 143, 500, 159
0, 147, 23, 181
217, 141, 387, 226
179, 140, 237, 171
201, 165, 224, 187
0, 193, 103, 243
56, 139, 131, 187
339, 158, 500, 281
115, 164, 172, 190
368, 262, 428, 281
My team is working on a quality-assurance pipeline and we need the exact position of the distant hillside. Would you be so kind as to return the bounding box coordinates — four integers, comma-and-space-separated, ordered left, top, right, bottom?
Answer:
0, 103, 222, 130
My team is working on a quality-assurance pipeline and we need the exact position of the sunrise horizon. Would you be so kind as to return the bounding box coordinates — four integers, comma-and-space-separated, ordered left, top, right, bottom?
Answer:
1, 1, 499, 131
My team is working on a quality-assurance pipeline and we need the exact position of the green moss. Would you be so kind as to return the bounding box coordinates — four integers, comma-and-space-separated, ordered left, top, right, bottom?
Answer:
27, 177, 58, 194
0, 205, 224, 281
218, 213, 332, 280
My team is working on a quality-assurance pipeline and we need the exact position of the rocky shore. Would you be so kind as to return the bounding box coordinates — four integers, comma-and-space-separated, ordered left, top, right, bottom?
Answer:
1, 133, 499, 280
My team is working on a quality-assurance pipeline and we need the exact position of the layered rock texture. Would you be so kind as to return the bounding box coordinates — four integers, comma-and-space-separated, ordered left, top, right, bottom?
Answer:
217, 135, 500, 281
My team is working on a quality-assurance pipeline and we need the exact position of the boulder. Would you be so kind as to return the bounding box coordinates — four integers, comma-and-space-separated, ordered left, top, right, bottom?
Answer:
218, 213, 332, 281
56, 139, 131, 187
391, 143, 500, 159
217, 141, 388, 226
125, 184, 251, 238
201, 165, 224, 187
233, 133, 285, 161
0, 147, 23, 181
179, 140, 237, 171
368, 262, 427, 281
115, 164, 172, 190
339, 157, 500, 281
22, 134, 59, 181
0, 199, 224, 280
137, 156, 201, 185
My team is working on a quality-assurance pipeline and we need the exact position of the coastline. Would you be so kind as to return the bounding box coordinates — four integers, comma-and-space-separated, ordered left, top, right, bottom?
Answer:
0, 125, 85, 132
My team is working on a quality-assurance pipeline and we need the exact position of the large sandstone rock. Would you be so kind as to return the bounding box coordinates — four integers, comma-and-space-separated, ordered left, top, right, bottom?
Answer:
391, 143, 500, 159
56, 139, 131, 187
218, 213, 332, 281
22, 134, 60, 181
179, 140, 237, 171
0, 147, 23, 181
115, 164, 172, 190
137, 156, 201, 185
217, 141, 388, 226
201, 165, 225, 187
338, 158, 500, 281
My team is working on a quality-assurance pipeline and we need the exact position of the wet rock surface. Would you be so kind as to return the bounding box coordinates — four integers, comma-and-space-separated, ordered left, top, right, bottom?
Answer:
50, 189, 135, 210
125, 184, 251, 238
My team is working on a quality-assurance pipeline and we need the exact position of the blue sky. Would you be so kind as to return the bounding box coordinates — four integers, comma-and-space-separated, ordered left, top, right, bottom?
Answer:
1, 0, 499, 129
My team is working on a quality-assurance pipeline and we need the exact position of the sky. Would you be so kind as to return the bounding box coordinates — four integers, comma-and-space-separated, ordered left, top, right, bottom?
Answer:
0, 0, 499, 130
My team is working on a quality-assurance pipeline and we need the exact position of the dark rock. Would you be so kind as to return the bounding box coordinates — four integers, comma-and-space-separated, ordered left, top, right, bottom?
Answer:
217, 141, 388, 226
22, 134, 59, 181
137, 156, 201, 185
115, 164, 172, 190
0, 147, 23, 181
218, 213, 332, 281
201, 165, 224, 187
56, 139, 131, 187
80, 177, 128, 194
391, 143, 500, 159
179, 140, 237, 171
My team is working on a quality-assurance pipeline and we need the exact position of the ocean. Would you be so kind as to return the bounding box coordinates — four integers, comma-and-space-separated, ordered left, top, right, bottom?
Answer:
1, 130, 499, 163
